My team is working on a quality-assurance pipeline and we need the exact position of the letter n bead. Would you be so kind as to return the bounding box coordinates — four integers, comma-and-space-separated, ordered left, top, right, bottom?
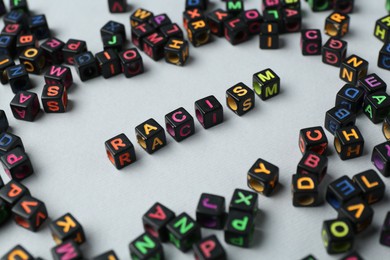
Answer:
340, 55, 369, 85
301, 29, 322, 55
0, 147, 34, 181
49, 213, 86, 245
299, 126, 328, 155
135, 118, 166, 154
247, 158, 279, 196
196, 193, 226, 229
292, 173, 320, 207
352, 170, 385, 205
12, 195, 48, 232
164, 39, 189, 66
224, 210, 255, 248
2, 246, 34, 260
194, 95, 223, 129
41, 84, 68, 113
378, 43, 390, 71
142, 202, 176, 242
322, 218, 354, 254
380, 212, 390, 247
167, 213, 202, 252
334, 126, 364, 160
371, 142, 390, 177
193, 235, 227, 260
226, 83, 255, 116
119, 48, 144, 78
105, 133, 136, 169
165, 107, 195, 142
253, 68, 280, 100
10, 91, 40, 122
51, 241, 83, 260
129, 233, 164, 260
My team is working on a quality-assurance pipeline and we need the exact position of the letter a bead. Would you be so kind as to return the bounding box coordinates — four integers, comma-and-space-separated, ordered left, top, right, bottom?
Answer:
142, 202, 176, 242
105, 133, 136, 169
135, 118, 167, 154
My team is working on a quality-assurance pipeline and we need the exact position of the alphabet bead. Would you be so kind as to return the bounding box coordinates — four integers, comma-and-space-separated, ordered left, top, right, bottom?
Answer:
62, 39, 87, 65
242, 9, 263, 35
378, 42, 390, 71
363, 92, 390, 124
0, 0, 6, 16
282, 7, 302, 33
193, 235, 227, 260
298, 126, 328, 155
105, 134, 136, 170
183, 8, 205, 30
352, 170, 385, 205
16, 34, 38, 55
380, 212, 390, 247
130, 8, 154, 28
338, 197, 374, 233
326, 175, 361, 210
12, 195, 48, 231
0, 55, 15, 84
196, 193, 226, 229
41, 38, 65, 65
185, 0, 208, 10
262, 0, 282, 10
194, 95, 224, 129
325, 12, 350, 37
160, 23, 184, 40
1, 147, 33, 181
334, 126, 364, 160
226, 0, 244, 15
322, 37, 347, 67
129, 233, 164, 259
253, 68, 280, 100
102, 34, 123, 52
167, 213, 201, 252
131, 23, 155, 50
28, 15, 50, 40
10, 0, 29, 13
340, 55, 368, 85
229, 189, 258, 216
321, 218, 354, 254
51, 241, 83, 260
226, 83, 255, 116
100, 21, 126, 43
383, 115, 390, 140
10, 91, 40, 121
0, 35, 16, 57
207, 9, 232, 37
2, 245, 34, 260
0, 180, 30, 207
371, 141, 390, 177
142, 202, 176, 242
92, 250, 119, 260
301, 29, 322, 55
324, 106, 356, 135
143, 33, 167, 61
41, 84, 68, 113
45, 65, 73, 89
358, 73, 387, 97
49, 213, 86, 245
19, 47, 46, 74
260, 23, 279, 49
118, 48, 144, 78
4, 10, 27, 27
247, 158, 279, 196
96, 49, 122, 78
224, 17, 249, 45
341, 252, 363, 260
374, 15, 390, 43
333, 0, 354, 14
292, 173, 320, 207
224, 210, 254, 248
263, 9, 283, 32
0, 198, 11, 223
0, 110, 8, 133
335, 84, 364, 113
108, 0, 126, 13
74, 52, 100, 81
164, 38, 189, 66
105, 133, 136, 169
2, 23, 23, 38
165, 107, 195, 142
150, 14, 172, 30
187, 19, 210, 47
135, 118, 167, 154
297, 151, 328, 182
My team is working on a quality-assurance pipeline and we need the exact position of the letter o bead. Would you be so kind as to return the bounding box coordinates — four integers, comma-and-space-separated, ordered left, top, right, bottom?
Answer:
226, 83, 255, 116
105, 133, 136, 169
165, 107, 195, 142
321, 218, 354, 254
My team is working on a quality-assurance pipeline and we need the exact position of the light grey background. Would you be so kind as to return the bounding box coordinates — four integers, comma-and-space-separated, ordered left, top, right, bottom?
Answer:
0, 0, 389, 259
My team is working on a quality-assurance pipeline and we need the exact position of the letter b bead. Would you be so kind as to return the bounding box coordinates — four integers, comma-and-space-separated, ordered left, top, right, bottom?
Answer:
194, 95, 223, 129
105, 133, 136, 169
226, 83, 255, 116
135, 119, 166, 154
165, 107, 195, 142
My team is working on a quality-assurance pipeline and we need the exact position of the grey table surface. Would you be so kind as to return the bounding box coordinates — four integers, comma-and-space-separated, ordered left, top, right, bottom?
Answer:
0, 0, 389, 259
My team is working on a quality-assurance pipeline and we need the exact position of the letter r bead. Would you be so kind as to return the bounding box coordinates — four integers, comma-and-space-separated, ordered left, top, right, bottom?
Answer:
105, 133, 136, 169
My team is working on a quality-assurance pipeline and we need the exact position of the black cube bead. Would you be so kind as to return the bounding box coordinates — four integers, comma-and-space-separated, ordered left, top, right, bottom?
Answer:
102, 34, 124, 52
10, 0, 29, 13
196, 193, 226, 229
325, 11, 350, 37
2, 23, 24, 37
226, 83, 255, 116
282, 7, 302, 33
131, 23, 155, 50
380, 212, 390, 247
1, 245, 34, 260
165, 107, 195, 142
371, 141, 390, 177
142, 202, 176, 242
194, 95, 223, 129
51, 241, 83, 260
224, 17, 249, 46
129, 233, 164, 260
119, 48, 144, 78
335, 85, 364, 113
105, 133, 136, 169
74, 52, 100, 82
352, 170, 385, 205
224, 210, 255, 248
338, 197, 374, 233
3, 10, 27, 27
207, 9, 232, 37
187, 19, 210, 47
62, 39, 87, 65
247, 158, 279, 196
260, 23, 279, 49
160, 23, 184, 40
19, 47, 46, 75
383, 115, 390, 141
322, 37, 348, 67
183, 8, 205, 30
108, 0, 126, 13
321, 218, 354, 254
16, 34, 38, 55
49, 213, 86, 245
143, 32, 167, 61
185, 0, 208, 10
130, 8, 154, 28
96, 49, 122, 79
101, 21, 126, 42
298, 126, 328, 155
252, 68, 280, 100
297, 151, 328, 182
334, 126, 364, 160
358, 73, 387, 97
149, 14, 172, 30
167, 213, 201, 252
378, 42, 390, 71
301, 29, 322, 55
0, 34, 16, 57
363, 92, 390, 124
241, 9, 263, 35
1, 147, 33, 181
41, 84, 68, 113
193, 235, 227, 260
324, 106, 356, 135
0, 132, 24, 156
326, 175, 361, 210
340, 252, 363, 260
135, 118, 167, 154
12, 195, 48, 232
229, 189, 258, 216
164, 38, 189, 66
0, 54, 15, 84
10, 91, 40, 121
40, 38, 65, 65
92, 250, 119, 260
292, 173, 320, 207
0, 180, 30, 207
45, 65, 73, 90
340, 55, 368, 85
28, 15, 50, 40
226, 0, 244, 16
0, 198, 10, 225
